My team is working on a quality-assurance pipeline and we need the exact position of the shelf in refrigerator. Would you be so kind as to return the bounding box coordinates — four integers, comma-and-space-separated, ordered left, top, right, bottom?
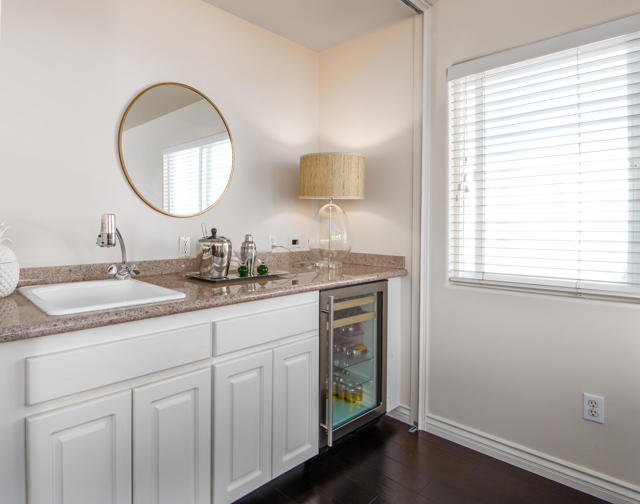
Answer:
333, 368, 372, 387
332, 311, 376, 329
333, 295, 377, 311
334, 327, 365, 339
333, 352, 374, 370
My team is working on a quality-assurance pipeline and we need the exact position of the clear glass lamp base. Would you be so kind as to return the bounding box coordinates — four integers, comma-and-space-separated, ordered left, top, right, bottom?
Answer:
309, 201, 351, 268
315, 259, 343, 272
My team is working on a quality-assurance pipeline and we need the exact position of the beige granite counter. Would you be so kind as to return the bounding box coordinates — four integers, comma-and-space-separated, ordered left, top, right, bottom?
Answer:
0, 253, 406, 343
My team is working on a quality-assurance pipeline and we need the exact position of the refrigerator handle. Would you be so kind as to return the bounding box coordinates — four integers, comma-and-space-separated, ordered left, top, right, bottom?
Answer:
321, 295, 335, 447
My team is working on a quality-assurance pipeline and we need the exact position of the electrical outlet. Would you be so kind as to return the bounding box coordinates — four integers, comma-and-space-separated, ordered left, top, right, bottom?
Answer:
178, 236, 191, 257
289, 235, 302, 249
268, 234, 277, 249
583, 393, 604, 424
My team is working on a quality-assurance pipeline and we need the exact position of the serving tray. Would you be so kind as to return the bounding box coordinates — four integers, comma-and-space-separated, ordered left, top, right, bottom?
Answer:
185, 270, 289, 284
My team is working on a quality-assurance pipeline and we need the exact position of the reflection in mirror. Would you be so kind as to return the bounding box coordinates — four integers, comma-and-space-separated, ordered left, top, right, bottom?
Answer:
119, 83, 234, 217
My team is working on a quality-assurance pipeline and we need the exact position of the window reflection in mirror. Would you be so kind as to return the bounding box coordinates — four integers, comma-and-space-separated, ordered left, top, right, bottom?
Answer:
119, 83, 234, 218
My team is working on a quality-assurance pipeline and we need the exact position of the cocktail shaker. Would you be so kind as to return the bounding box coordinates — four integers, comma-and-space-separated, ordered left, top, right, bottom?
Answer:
240, 234, 257, 276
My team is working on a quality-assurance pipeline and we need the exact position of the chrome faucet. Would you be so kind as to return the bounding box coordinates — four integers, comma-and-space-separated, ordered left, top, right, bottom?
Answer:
96, 214, 139, 280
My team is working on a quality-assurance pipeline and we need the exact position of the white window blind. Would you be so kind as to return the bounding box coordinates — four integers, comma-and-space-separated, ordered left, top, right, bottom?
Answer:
449, 27, 640, 299
162, 134, 232, 215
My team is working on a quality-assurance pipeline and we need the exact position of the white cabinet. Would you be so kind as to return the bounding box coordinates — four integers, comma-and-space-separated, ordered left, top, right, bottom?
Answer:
26, 390, 132, 504
213, 350, 273, 504
272, 338, 319, 477
12, 292, 321, 504
213, 335, 319, 503
133, 368, 211, 504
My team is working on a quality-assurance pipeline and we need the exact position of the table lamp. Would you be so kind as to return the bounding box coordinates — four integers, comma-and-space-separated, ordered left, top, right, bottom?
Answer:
299, 152, 365, 268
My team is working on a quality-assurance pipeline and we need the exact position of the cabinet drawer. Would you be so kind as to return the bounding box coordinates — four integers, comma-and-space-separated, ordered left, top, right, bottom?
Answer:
26, 323, 212, 405
213, 301, 317, 356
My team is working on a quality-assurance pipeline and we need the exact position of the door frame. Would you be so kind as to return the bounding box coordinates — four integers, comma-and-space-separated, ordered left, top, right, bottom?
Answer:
404, 1, 432, 430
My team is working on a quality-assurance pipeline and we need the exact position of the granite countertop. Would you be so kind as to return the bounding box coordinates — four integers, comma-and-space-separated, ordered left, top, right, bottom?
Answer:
0, 253, 407, 343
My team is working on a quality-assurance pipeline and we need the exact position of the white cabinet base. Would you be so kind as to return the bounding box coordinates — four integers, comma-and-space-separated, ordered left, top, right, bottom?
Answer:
213, 351, 273, 504
11, 292, 323, 504
26, 391, 132, 504
272, 338, 319, 477
133, 368, 211, 504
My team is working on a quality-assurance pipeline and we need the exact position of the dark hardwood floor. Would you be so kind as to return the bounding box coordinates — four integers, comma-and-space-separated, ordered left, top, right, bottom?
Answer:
236, 416, 609, 504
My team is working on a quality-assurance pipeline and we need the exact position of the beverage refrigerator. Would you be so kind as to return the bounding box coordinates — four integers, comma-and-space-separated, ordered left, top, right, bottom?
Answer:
319, 280, 387, 447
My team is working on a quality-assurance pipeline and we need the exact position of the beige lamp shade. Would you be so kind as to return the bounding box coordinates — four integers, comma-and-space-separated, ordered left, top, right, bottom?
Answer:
299, 152, 365, 199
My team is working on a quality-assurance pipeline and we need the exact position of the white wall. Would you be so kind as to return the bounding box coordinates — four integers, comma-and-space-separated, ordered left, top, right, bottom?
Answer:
0, 0, 319, 267
428, 0, 640, 486
319, 19, 417, 408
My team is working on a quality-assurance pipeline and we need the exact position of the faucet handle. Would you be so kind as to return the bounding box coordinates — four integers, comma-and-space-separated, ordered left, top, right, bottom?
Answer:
128, 265, 140, 277
106, 264, 118, 277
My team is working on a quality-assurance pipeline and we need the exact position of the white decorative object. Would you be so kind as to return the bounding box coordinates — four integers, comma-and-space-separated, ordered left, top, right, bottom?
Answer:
0, 222, 19, 298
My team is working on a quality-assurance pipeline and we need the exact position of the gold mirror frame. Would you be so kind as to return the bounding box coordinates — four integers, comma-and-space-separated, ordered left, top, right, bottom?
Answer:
117, 82, 235, 218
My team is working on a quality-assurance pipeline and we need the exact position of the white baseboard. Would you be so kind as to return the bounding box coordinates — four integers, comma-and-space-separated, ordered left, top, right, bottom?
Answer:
426, 414, 640, 504
387, 405, 412, 425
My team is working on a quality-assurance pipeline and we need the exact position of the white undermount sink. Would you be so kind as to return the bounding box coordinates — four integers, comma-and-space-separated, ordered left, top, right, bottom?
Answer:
19, 279, 186, 316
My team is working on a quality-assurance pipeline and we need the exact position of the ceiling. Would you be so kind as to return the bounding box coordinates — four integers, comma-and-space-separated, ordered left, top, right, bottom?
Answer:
124, 86, 203, 130
203, 0, 424, 51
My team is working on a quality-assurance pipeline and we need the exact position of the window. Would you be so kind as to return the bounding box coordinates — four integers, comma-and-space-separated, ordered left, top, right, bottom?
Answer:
448, 20, 640, 299
162, 134, 232, 215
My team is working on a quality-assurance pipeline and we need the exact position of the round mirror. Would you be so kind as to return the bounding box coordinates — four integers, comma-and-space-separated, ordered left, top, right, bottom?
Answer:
118, 83, 234, 218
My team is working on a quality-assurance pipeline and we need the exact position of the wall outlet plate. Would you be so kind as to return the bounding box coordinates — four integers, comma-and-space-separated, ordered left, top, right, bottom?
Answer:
583, 393, 604, 424
288, 235, 302, 249
179, 236, 191, 257
268, 234, 277, 249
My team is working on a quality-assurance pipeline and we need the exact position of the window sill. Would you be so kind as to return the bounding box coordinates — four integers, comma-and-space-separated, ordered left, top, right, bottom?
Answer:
449, 277, 640, 305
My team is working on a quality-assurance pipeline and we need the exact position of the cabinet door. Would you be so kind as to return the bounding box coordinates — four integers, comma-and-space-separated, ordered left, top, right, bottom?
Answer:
26, 390, 132, 504
213, 350, 272, 504
272, 337, 319, 477
133, 368, 211, 504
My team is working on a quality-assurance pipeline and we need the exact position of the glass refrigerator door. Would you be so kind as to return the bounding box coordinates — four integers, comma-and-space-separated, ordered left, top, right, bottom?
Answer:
324, 290, 382, 430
